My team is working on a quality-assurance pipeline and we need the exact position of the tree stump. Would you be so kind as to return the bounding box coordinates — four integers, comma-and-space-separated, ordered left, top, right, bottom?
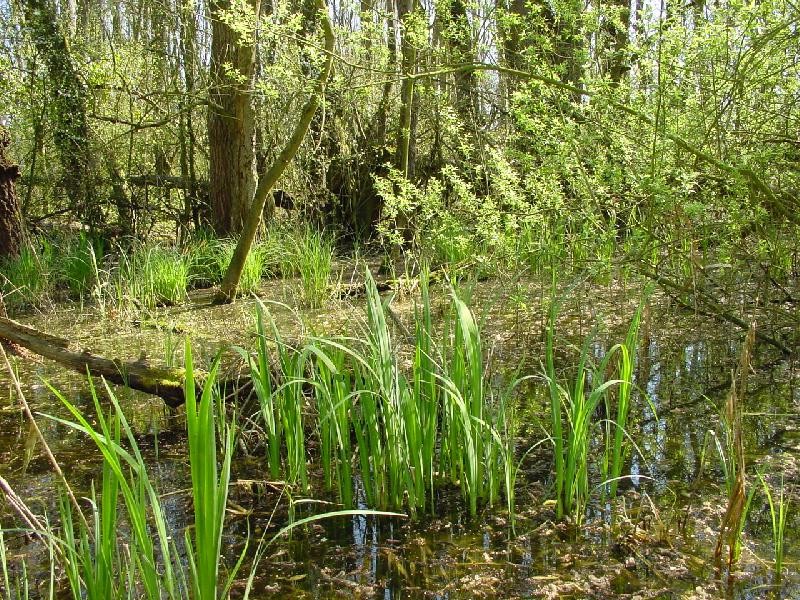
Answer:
0, 125, 23, 259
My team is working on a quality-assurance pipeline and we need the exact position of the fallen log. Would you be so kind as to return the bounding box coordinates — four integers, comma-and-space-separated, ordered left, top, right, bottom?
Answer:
0, 316, 192, 407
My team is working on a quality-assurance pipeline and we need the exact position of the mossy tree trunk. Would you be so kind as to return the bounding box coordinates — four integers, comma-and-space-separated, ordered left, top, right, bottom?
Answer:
22, 0, 99, 228
216, 0, 336, 302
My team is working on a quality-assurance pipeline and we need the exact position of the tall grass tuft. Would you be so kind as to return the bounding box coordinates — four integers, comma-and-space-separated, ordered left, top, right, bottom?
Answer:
606, 297, 646, 499
241, 267, 522, 520
237, 298, 283, 479
714, 323, 755, 569
56, 233, 104, 298
59, 421, 121, 600
119, 245, 189, 308
295, 226, 334, 309
0, 244, 52, 309
47, 377, 181, 600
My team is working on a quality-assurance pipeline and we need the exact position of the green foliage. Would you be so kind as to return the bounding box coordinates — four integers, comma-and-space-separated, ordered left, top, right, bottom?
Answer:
55, 233, 105, 298
184, 341, 238, 600
294, 226, 334, 309
243, 268, 523, 519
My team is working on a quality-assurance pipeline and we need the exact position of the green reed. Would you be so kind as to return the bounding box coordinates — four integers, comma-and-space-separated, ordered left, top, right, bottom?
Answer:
271, 315, 309, 491
241, 267, 522, 520
312, 345, 354, 507
184, 340, 239, 600
758, 472, 789, 581
607, 299, 645, 499
237, 298, 283, 479
412, 268, 439, 511
546, 296, 628, 522
59, 418, 121, 600
0, 244, 52, 309
56, 233, 104, 298
437, 288, 503, 516
118, 245, 189, 308
48, 378, 180, 600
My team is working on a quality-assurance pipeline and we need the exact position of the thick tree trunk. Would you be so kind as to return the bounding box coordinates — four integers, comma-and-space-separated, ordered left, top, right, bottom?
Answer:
0, 127, 23, 259
207, 0, 260, 236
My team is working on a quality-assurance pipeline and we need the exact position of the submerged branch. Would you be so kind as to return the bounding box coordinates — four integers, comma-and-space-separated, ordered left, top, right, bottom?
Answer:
0, 316, 191, 407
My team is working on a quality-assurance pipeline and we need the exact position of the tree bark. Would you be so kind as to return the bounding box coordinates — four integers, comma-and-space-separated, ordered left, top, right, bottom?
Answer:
207, 0, 260, 236
0, 126, 23, 259
216, 0, 336, 302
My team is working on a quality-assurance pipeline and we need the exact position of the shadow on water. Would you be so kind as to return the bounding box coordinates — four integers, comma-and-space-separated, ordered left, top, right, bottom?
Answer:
1, 278, 798, 598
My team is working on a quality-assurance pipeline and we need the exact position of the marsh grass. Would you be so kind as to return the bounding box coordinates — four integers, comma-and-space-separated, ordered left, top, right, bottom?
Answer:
237, 298, 283, 479
294, 226, 334, 308
184, 341, 239, 599
545, 292, 645, 522
118, 245, 189, 308
245, 267, 521, 520
606, 297, 646, 499
758, 472, 789, 581
0, 244, 53, 309
56, 233, 104, 298
714, 323, 755, 569
41, 341, 241, 599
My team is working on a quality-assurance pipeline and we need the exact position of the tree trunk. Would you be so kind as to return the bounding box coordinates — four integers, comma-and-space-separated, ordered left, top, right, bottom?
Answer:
395, 0, 418, 178
0, 126, 23, 259
22, 0, 99, 228
216, 0, 336, 302
207, 0, 260, 236
606, 0, 632, 85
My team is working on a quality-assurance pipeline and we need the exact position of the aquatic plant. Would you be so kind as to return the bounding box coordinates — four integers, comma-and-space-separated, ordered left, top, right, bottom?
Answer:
184, 340, 238, 600
186, 237, 226, 287
248, 268, 514, 519
49, 378, 181, 600
606, 298, 646, 499
118, 245, 189, 308
545, 294, 643, 522
237, 298, 283, 479
312, 344, 354, 507
714, 323, 755, 569
59, 422, 121, 600
269, 310, 309, 491
56, 233, 104, 298
0, 526, 35, 600
758, 472, 789, 581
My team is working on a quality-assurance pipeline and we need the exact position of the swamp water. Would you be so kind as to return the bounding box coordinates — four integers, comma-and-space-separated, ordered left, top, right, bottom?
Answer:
0, 277, 797, 598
